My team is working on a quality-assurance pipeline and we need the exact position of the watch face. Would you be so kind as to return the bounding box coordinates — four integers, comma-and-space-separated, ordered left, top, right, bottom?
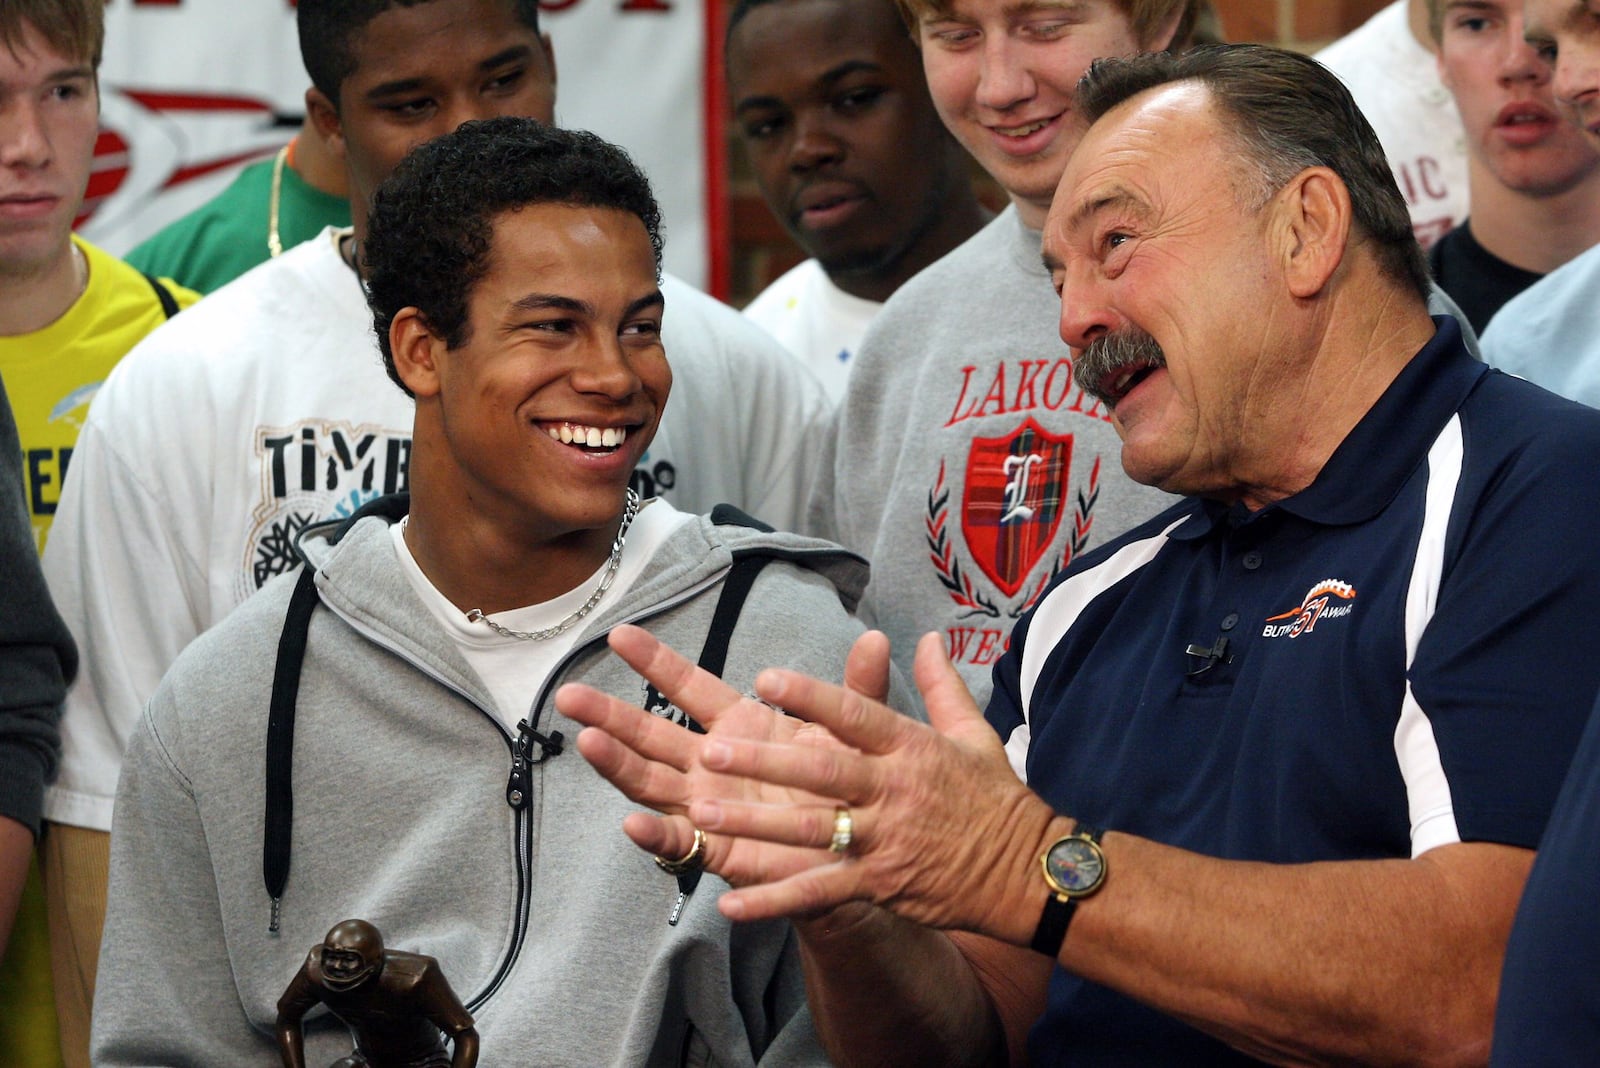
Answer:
1045, 837, 1105, 896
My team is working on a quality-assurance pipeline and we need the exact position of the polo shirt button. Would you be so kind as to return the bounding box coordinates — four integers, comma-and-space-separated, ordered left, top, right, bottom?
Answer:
1242, 551, 1263, 570
1221, 612, 1239, 631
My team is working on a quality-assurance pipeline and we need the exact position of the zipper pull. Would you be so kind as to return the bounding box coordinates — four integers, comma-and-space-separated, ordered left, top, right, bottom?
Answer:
507, 718, 566, 809
668, 870, 702, 926
507, 720, 533, 810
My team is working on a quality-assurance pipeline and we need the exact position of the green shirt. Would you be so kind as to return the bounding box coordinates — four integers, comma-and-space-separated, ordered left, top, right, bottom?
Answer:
125, 152, 350, 294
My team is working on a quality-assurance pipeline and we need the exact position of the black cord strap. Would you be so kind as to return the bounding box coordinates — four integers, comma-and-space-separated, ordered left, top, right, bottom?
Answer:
263, 567, 319, 932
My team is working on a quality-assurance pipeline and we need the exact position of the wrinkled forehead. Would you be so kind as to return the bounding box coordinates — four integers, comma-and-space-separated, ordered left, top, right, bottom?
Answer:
1051, 82, 1220, 228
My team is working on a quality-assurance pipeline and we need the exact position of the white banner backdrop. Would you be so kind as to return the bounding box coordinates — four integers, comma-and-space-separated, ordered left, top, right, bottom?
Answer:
82, 0, 719, 291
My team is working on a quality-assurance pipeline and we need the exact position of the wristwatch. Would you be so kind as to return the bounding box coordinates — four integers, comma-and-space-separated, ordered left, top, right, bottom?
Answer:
1030, 824, 1106, 957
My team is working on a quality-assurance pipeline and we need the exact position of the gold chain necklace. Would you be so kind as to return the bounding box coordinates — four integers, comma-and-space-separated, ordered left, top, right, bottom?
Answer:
267, 143, 289, 258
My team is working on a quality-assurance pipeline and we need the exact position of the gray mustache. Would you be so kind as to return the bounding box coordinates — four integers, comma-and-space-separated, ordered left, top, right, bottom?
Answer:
1074, 329, 1168, 407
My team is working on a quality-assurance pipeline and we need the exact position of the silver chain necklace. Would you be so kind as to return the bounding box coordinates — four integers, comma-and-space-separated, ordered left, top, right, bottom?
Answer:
465, 489, 641, 641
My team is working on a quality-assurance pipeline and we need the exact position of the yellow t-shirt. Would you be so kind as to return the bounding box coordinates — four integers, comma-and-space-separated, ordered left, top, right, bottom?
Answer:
0, 236, 200, 552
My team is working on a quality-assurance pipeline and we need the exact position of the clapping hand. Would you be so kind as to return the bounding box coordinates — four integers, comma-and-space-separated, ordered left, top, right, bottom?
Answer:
555, 624, 878, 892
558, 627, 1053, 943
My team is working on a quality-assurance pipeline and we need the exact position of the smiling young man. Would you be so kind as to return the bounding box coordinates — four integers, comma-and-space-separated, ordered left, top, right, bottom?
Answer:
806, 0, 1196, 704
38, 0, 834, 1032
731, 0, 989, 400
91, 116, 890, 1066
1424, 0, 1600, 332
1477, 0, 1600, 403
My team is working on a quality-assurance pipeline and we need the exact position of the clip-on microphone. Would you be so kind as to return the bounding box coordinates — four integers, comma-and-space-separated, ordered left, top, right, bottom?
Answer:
1184, 636, 1231, 677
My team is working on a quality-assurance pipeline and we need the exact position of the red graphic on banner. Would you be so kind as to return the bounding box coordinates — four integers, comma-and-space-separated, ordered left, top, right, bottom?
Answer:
76, 91, 284, 228
77, 129, 131, 226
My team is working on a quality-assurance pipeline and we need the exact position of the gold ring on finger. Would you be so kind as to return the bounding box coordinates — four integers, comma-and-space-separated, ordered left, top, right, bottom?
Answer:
828, 806, 853, 854
655, 827, 707, 875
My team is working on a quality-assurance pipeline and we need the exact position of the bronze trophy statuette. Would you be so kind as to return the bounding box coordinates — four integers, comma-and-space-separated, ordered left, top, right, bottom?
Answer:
277, 919, 479, 1068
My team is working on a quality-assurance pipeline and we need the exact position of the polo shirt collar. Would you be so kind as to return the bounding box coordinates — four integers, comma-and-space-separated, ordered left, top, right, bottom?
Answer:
1168, 316, 1485, 539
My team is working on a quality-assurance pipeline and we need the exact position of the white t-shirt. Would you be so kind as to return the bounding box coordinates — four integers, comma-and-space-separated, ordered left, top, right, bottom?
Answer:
392, 498, 693, 733
743, 259, 881, 404
1315, 0, 1467, 248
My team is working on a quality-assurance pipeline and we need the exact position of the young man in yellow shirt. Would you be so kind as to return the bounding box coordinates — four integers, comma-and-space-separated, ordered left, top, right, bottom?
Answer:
0, 2, 197, 1064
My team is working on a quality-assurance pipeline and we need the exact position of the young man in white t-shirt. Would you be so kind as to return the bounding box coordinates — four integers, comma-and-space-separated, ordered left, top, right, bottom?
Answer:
731, 0, 989, 401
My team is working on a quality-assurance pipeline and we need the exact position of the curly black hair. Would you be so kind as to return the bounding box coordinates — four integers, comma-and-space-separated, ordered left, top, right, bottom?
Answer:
298, 0, 540, 107
362, 117, 664, 395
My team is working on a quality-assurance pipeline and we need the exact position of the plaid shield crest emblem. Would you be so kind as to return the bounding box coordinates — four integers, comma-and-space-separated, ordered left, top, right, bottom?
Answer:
962, 418, 1072, 598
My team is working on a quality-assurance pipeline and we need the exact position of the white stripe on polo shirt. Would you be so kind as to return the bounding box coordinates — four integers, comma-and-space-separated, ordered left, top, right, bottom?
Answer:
1006, 514, 1190, 784
1397, 413, 1466, 856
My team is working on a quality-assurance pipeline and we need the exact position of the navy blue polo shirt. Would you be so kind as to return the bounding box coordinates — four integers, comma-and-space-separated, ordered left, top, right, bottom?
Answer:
1492, 691, 1600, 1066
987, 318, 1600, 1066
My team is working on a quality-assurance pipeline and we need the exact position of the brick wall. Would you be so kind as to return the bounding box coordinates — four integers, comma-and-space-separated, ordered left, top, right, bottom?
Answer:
722, 0, 1393, 306
1210, 0, 1390, 48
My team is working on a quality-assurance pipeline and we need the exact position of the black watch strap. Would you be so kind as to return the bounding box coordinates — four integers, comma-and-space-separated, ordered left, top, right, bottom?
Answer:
1030, 825, 1104, 957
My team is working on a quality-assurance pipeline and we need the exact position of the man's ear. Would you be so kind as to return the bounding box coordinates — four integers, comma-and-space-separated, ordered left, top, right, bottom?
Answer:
305, 86, 345, 161
390, 309, 444, 398
1275, 166, 1352, 300
541, 32, 558, 92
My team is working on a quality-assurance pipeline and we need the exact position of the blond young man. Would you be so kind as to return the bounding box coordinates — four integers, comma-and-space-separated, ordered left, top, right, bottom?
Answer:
1477, 0, 1600, 403
1425, 0, 1600, 331
1, 3, 196, 1063
806, 0, 1199, 707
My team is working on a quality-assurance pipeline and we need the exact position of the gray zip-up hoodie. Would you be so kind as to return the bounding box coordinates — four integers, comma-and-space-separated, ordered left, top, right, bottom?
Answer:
95, 507, 905, 1066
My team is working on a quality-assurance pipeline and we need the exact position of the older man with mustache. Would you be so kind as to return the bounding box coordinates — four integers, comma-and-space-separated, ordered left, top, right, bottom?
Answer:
561, 44, 1600, 1067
